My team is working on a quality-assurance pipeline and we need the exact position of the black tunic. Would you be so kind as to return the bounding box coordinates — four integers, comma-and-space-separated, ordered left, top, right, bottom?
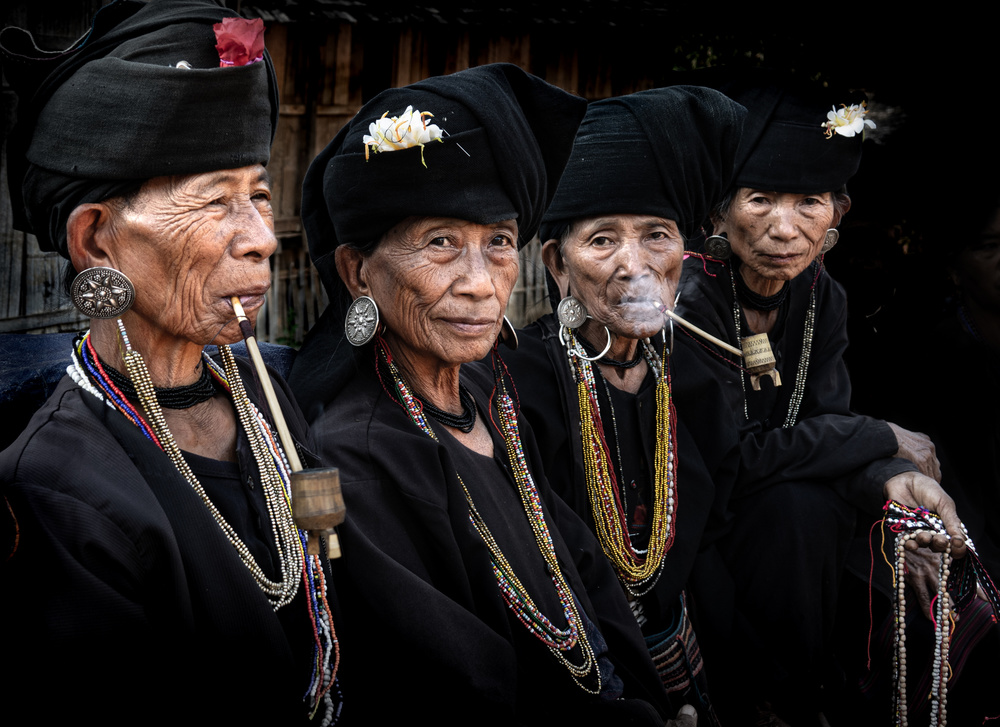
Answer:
303, 355, 671, 725
503, 314, 744, 722
1, 354, 333, 726
671, 254, 918, 718
503, 314, 740, 624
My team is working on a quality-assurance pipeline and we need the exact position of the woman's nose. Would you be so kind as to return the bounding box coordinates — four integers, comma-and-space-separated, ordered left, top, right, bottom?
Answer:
768, 204, 798, 240
453, 247, 497, 299
231, 201, 277, 261
614, 238, 650, 279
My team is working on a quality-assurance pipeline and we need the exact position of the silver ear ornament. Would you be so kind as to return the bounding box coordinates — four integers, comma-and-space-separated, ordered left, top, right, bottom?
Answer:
71, 266, 136, 319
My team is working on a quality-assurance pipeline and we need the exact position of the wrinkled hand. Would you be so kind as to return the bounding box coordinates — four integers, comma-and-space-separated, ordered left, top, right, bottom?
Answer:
903, 547, 942, 621
888, 422, 941, 482
664, 704, 698, 727
884, 471, 967, 557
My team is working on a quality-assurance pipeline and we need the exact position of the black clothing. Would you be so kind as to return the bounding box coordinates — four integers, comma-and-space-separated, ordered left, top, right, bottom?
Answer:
1, 354, 330, 726
672, 254, 917, 719
503, 314, 741, 722
303, 355, 671, 725
504, 314, 739, 622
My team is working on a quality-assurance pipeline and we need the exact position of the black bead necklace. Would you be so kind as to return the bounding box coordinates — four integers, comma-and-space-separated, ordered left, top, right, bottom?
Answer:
416, 384, 477, 433
579, 332, 644, 369
102, 357, 218, 409
734, 264, 788, 311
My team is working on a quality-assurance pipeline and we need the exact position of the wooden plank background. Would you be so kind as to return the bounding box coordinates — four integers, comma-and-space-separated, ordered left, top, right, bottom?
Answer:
0, 1, 749, 341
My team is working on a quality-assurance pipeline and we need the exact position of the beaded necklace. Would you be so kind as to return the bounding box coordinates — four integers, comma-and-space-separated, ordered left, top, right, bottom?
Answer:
375, 337, 601, 694
70, 329, 341, 722
563, 327, 677, 597
883, 500, 1000, 727
729, 260, 819, 427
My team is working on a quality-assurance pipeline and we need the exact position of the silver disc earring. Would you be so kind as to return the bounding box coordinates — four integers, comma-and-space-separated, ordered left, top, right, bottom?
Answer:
344, 295, 380, 346
821, 228, 839, 254
71, 266, 135, 319
556, 296, 588, 329
704, 233, 732, 260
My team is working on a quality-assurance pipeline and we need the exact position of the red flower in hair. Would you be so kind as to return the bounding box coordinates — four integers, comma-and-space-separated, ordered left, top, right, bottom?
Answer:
213, 17, 265, 67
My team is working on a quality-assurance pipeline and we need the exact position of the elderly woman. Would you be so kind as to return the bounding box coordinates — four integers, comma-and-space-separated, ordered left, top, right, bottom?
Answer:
669, 71, 973, 723
288, 64, 692, 725
500, 86, 746, 726
0, 2, 340, 723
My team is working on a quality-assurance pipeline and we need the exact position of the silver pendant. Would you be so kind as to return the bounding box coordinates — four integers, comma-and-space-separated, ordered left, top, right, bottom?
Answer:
71, 266, 135, 319
345, 295, 380, 346
557, 296, 588, 329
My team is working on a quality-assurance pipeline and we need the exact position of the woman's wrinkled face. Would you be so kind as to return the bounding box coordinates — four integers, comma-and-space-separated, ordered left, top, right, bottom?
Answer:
546, 215, 684, 341
717, 189, 836, 289
356, 217, 519, 370
107, 165, 276, 346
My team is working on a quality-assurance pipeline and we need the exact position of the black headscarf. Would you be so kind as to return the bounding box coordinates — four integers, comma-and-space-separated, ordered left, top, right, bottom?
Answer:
539, 85, 747, 243
1, 0, 279, 256
290, 63, 587, 418
712, 68, 871, 194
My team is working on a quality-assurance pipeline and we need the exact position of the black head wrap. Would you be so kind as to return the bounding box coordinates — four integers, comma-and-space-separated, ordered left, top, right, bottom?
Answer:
539, 85, 747, 243
289, 63, 586, 418
714, 69, 872, 194
1, 0, 279, 256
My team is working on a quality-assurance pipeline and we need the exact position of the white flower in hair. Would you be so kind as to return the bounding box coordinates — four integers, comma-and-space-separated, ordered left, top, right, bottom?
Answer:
363, 105, 444, 167
821, 101, 876, 139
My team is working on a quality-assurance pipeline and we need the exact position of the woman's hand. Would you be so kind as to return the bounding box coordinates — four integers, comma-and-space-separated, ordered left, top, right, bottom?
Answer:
883, 471, 967, 557
664, 704, 697, 726
887, 422, 942, 482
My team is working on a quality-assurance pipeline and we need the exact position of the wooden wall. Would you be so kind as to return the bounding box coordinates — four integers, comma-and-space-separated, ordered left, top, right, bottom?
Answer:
0, 4, 677, 341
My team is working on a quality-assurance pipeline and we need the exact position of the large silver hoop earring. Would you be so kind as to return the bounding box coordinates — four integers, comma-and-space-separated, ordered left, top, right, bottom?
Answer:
498, 315, 518, 350
821, 228, 839, 254
344, 295, 380, 346
556, 295, 588, 329
71, 266, 135, 319
559, 321, 613, 361
705, 233, 732, 260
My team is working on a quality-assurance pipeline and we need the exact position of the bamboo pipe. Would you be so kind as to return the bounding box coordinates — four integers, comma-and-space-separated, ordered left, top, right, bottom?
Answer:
657, 305, 743, 357
231, 297, 345, 558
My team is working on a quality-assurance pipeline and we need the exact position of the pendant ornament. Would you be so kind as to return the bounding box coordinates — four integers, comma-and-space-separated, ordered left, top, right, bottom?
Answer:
704, 233, 732, 260
740, 333, 782, 390
71, 266, 135, 319
345, 295, 380, 346
820, 228, 839, 254
557, 295, 589, 329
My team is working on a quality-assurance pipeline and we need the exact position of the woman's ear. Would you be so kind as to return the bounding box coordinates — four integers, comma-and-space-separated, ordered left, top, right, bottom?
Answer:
831, 196, 852, 229
541, 238, 570, 299
66, 203, 117, 273
335, 245, 368, 299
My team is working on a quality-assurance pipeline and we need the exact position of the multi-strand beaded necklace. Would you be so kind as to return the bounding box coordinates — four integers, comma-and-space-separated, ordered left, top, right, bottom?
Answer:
374, 336, 601, 694
729, 260, 821, 428
562, 327, 677, 598
882, 500, 1000, 727
70, 328, 341, 723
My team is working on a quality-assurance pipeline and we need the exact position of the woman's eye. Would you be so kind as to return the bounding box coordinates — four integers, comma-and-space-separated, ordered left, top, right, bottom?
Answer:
802, 197, 822, 206
429, 236, 450, 247
490, 234, 514, 248
590, 236, 613, 246
252, 191, 271, 202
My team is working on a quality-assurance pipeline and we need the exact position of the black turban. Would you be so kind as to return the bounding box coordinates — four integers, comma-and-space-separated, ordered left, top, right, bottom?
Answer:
289, 63, 586, 418
1, 0, 279, 256
716, 69, 871, 194
539, 85, 747, 242
301, 62, 587, 297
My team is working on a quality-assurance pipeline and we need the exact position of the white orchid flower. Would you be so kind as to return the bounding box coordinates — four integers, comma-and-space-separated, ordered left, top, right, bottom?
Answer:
363, 106, 445, 167
821, 101, 876, 139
